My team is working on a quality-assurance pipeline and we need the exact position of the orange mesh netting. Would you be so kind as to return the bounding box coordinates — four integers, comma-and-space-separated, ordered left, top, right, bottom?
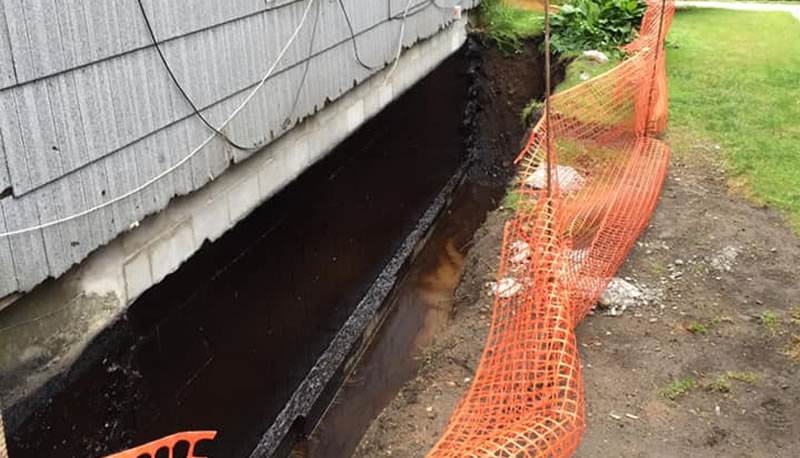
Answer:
102, 431, 217, 458
428, 0, 675, 456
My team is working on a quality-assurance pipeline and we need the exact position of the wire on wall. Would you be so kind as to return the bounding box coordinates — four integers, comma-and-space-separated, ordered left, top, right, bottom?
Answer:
336, 0, 380, 70
0, 0, 318, 239
135, 0, 259, 152
285, 0, 323, 128
0, 0, 462, 239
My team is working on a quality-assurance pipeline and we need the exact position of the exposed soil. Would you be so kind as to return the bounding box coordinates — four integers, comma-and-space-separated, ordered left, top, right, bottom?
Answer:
354, 76, 800, 458
302, 36, 564, 457
464, 36, 561, 189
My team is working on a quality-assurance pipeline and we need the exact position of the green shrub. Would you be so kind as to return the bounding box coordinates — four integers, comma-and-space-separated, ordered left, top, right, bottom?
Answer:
551, 0, 647, 57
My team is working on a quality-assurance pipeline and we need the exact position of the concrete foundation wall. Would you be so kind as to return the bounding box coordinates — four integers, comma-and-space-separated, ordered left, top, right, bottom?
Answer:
0, 16, 469, 417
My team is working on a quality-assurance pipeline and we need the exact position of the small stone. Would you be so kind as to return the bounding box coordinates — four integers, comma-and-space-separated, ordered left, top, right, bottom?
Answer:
464, 377, 471, 383
674, 259, 684, 265
756, 300, 763, 305
426, 406, 433, 412
715, 405, 721, 417
649, 318, 659, 323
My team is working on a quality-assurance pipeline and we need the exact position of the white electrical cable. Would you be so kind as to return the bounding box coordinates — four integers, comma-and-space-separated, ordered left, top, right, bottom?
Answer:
384, 0, 415, 84
0, 0, 317, 239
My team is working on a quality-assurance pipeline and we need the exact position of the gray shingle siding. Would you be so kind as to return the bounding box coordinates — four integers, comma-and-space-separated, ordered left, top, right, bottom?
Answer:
0, 0, 480, 298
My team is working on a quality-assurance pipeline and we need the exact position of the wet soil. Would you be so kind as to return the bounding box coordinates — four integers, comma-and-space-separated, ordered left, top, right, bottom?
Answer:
354, 88, 800, 458
302, 37, 561, 458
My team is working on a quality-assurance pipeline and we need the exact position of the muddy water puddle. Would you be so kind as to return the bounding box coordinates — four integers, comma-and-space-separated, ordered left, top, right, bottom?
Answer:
304, 182, 497, 458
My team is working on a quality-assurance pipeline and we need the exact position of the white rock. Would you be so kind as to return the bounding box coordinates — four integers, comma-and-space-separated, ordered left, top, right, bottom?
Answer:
509, 240, 531, 264
524, 165, 585, 194
495, 278, 522, 298
583, 50, 610, 63
710, 245, 739, 272
598, 277, 661, 316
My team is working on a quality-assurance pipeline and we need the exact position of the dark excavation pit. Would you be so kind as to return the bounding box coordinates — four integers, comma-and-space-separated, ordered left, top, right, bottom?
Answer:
299, 36, 563, 458
4, 35, 559, 458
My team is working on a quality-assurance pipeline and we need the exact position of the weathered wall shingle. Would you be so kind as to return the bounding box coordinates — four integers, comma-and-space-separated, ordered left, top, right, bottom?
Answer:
0, 0, 478, 298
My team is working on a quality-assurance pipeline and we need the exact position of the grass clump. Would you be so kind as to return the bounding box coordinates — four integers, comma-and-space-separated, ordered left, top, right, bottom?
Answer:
521, 99, 544, 125
666, 9, 800, 229
707, 374, 731, 393
781, 335, 800, 360
707, 371, 760, 393
503, 188, 524, 212
726, 371, 759, 384
790, 305, 800, 323
661, 377, 695, 401
710, 315, 734, 325
686, 321, 708, 335
648, 261, 667, 275
761, 311, 780, 336
479, 0, 544, 55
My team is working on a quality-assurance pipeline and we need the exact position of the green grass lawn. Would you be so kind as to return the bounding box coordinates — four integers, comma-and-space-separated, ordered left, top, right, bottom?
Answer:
479, 0, 544, 54
556, 54, 623, 93
666, 8, 800, 228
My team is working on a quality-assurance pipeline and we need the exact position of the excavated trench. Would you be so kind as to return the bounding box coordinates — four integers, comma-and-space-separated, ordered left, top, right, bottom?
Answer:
5, 37, 560, 458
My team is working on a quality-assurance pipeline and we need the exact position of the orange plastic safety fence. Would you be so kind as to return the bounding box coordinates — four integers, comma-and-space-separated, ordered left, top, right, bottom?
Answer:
102, 431, 217, 458
428, 1, 674, 456
1, 410, 7, 458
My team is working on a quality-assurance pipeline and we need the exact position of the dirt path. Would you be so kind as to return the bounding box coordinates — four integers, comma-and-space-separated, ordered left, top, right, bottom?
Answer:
355, 140, 800, 456
676, 1, 800, 21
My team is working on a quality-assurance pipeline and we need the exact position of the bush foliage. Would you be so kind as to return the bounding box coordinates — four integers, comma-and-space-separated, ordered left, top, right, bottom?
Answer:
551, 0, 647, 57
